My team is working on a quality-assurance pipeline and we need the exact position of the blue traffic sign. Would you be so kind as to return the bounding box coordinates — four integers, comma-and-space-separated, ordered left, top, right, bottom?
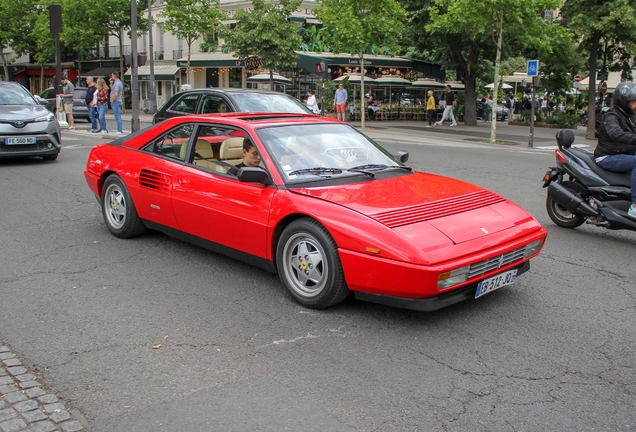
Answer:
527, 60, 539, 77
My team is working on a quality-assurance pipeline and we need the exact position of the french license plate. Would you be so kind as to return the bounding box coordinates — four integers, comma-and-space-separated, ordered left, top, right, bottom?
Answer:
475, 269, 517, 299
5, 137, 36, 145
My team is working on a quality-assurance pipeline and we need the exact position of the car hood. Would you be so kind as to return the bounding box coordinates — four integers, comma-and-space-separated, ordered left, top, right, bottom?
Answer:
0, 105, 50, 121
289, 172, 536, 246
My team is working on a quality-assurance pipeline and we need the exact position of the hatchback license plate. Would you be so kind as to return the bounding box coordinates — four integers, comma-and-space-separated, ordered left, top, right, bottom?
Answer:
475, 269, 517, 299
5, 137, 36, 145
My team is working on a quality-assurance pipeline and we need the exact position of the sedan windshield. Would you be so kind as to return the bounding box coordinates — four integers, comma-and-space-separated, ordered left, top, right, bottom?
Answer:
0, 85, 37, 106
231, 93, 311, 114
257, 123, 403, 182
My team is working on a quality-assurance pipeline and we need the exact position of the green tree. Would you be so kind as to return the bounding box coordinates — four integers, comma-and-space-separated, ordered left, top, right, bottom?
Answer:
0, 0, 38, 81
561, 0, 636, 138
426, 0, 560, 142
102, 0, 149, 83
223, 0, 302, 91
160, 0, 224, 84
31, 8, 56, 92
315, 0, 407, 128
61, 0, 106, 83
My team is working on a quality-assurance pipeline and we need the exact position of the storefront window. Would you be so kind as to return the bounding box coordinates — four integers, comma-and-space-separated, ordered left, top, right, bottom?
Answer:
228, 68, 242, 88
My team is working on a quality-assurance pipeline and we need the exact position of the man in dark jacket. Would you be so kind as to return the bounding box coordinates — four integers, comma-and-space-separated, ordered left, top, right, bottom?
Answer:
594, 82, 636, 218
85, 76, 98, 133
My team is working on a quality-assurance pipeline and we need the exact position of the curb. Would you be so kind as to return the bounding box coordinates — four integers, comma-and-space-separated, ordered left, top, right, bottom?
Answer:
0, 344, 88, 432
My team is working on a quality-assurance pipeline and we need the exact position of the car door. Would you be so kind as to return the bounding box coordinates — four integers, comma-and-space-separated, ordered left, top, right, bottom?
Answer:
40, 88, 57, 113
131, 123, 196, 229
170, 123, 276, 260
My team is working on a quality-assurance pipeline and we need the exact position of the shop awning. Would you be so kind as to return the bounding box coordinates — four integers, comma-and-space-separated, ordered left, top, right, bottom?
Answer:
83, 66, 123, 79
13, 68, 78, 80
295, 52, 444, 79
177, 52, 245, 67
125, 65, 181, 81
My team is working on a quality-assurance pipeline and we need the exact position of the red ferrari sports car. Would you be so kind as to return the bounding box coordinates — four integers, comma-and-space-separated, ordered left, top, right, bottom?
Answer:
85, 112, 547, 311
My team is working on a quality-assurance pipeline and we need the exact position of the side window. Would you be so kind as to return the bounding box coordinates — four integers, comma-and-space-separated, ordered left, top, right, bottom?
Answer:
41, 89, 55, 99
199, 95, 231, 114
145, 124, 195, 161
189, 125, 259, 176
168, 94, 199, 114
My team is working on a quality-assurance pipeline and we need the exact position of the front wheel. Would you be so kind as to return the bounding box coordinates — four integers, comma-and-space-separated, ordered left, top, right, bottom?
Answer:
546, 181, 587, 229
276, 219, 349, 309
101, 175, 146, 238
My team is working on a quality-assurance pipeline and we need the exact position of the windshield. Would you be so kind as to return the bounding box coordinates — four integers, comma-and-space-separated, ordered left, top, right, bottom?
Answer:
232, 93, 311, 114
257, 123, 403, 182
0, 85, 37, 106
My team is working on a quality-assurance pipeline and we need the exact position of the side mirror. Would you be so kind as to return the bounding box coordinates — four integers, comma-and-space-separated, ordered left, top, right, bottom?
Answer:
237, 167, 273, 185
35, 95, 47, 105
395, 151, 409, 163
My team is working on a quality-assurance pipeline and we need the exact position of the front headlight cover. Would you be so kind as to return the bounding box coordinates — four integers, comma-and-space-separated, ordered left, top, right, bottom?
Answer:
35, 113, 55, 122
438, 265, 469, 290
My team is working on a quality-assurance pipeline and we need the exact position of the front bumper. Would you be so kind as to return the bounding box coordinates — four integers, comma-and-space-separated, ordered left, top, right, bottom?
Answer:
0, 133, 61, 158
355, 261, 529, 311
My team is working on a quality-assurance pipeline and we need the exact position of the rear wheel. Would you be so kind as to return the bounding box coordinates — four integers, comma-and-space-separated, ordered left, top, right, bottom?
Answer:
101, 175, 146, 238
546, 181, 587, 228
276, 218, 349, 309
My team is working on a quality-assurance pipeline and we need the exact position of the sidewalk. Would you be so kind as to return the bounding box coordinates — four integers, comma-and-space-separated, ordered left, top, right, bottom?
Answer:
66, 112, 593, 148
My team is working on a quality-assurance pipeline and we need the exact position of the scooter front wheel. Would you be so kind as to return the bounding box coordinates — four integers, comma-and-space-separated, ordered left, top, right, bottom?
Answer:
546, 181, 587, 228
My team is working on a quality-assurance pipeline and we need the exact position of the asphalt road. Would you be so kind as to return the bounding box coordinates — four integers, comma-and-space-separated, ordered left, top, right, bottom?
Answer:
1, 128, 635, 431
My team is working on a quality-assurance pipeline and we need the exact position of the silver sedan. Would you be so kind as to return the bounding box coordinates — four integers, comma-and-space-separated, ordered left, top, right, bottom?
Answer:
0, 82, 61, 161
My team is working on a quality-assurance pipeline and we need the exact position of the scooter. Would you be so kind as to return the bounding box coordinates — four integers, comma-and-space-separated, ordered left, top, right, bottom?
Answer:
542, 129, 636, 231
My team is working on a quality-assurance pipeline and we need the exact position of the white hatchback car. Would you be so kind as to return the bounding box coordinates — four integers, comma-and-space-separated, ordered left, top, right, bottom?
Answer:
0, 82, 61, 160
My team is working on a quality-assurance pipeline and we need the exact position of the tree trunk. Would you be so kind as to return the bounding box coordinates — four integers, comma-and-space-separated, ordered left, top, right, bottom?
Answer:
490, 7, 504, 144
360, 52, 365, 129
187, 43, 192, 85
0, 48, 9, 81
586, 33, 600, 139
40, 64, 44, 94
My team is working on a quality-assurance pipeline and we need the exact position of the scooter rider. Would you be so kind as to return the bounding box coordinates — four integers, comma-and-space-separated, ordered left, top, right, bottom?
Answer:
594, 82, 636, 218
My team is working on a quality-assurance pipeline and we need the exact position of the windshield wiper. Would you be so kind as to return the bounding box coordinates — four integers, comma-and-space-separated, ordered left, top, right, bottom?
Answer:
347, 164, 413, 178
288, 167, 343, 176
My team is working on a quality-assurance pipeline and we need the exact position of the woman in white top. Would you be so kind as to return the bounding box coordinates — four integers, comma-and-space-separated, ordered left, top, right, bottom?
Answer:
305, 90, 320, 115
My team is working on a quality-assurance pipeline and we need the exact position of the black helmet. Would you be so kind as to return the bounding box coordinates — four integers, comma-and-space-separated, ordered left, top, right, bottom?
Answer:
613, 82, 636, 115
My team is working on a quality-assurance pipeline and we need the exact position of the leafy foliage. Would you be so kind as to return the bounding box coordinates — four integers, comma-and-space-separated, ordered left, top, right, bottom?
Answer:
161, 0, 224, 83
223, 0, 302, 79
315, 0, 407, 127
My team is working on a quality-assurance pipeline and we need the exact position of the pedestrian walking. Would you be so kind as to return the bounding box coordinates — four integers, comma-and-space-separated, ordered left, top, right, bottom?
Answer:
95, 78, 109, 135
60, 76, 75, 130
110, 72, 124, 134
435, 85, 457, 126
426, 90, 436, 127
85, 76, 98, 132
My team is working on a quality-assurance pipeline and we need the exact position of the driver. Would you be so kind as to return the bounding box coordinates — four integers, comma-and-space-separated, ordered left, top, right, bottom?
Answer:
594, 82, 636, 219
230, 138, 262, 175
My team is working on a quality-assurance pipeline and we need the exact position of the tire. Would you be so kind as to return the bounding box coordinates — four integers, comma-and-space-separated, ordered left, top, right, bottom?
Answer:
276, 218, 349, 309
43, 153, 58, 161
546, 181, 587, 229
101, 175, 146, 238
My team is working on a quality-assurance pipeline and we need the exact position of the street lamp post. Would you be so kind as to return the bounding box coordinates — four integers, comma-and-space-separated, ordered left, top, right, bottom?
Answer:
148, 0, 157, 114
131, 0, 140, 132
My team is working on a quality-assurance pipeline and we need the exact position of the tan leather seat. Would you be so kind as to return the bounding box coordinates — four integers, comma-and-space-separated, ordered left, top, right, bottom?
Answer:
219, 137, 244, 165
191, 139, 218, 170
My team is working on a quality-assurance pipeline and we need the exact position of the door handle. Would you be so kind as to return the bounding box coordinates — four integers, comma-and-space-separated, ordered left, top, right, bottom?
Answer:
175, 177, 188, 184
